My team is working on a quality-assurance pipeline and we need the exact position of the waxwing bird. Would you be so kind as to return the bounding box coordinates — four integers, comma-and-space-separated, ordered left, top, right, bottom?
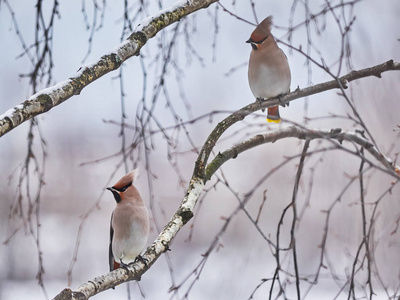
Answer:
107, 168, 149, 271
247, 16, 291, 123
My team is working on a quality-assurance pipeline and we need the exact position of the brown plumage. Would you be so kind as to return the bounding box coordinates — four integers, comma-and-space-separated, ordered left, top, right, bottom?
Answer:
107, 169, 149, 271
247, 16, 291, 123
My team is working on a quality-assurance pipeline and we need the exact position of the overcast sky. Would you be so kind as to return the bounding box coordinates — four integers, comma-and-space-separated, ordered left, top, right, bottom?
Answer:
0, 1, 399, 299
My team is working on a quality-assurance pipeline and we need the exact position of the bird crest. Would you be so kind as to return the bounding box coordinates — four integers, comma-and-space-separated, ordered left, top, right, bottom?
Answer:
112, 168, 139, 191
250, 16, 272, 43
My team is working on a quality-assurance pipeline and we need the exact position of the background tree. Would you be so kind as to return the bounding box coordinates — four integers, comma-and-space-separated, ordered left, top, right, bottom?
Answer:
0, 0, 399, 299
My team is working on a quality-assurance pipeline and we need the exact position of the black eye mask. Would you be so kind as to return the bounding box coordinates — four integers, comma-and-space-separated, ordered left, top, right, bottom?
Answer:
114, 182, 132, 192
246, 35, 269, 50
107, 182, 132, 203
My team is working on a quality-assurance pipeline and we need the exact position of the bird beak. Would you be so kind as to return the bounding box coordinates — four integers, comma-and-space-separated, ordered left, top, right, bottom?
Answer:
246, 36, 268, 44
107, 187, 117, 192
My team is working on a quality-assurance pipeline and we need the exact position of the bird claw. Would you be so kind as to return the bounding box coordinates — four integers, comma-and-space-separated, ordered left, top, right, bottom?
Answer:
257, 96, 288, 110
277, 94, 289, 108
134, 255, 149, 267
119, 260, 131, 274
256, 97, 266, 112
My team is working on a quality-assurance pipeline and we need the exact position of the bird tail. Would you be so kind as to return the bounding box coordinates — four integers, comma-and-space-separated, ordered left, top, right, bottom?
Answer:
267, 106, 281, 123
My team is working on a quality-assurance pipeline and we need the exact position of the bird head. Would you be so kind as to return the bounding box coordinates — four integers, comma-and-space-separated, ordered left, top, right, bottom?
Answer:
246, 16, 273, 50
107, 168, 139, 203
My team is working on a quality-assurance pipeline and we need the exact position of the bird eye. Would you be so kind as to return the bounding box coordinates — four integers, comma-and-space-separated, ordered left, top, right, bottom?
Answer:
112, 182, 132, 193
120, 182, 132, 192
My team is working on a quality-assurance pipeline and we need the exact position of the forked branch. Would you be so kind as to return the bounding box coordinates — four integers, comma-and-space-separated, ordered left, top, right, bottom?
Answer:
53, 123, 399, 299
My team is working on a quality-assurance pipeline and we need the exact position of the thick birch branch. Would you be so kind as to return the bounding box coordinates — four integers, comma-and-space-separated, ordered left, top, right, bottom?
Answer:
53, 126, 399, 299
54, 176, 204, 299
0, 0, 218, 138
53, 59, 400, 298
31, 8, 396, 299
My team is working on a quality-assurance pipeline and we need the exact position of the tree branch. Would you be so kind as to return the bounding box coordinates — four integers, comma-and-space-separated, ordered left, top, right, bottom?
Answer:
194, 59, 400, 179
206, 127, 400, 180
33, 7, 397, 299
0, 0, 218, 138
54, 176, 204, 300
53, 124, 399, 299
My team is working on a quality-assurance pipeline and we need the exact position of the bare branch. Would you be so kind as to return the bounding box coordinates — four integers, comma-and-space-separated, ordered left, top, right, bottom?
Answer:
206, 127, 400, 181
194, 59, 400, 179
53, 123, 399, 299
4, 2, 398, 299
0, 0, 218, 138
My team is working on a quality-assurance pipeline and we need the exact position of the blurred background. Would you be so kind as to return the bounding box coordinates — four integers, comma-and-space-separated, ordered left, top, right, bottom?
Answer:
0, 0, 399, 299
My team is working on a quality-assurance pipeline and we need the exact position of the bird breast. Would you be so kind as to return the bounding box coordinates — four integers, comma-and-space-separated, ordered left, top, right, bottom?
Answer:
112, 202, 149, 264
248, 47, 291, 99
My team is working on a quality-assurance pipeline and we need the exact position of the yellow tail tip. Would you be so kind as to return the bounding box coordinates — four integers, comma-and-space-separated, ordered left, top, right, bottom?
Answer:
267, 118, 281, 123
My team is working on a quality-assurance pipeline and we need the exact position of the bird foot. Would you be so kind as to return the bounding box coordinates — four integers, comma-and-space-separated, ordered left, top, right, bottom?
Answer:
256, 97, 266, 112
119, 260, 131, 274
134, 255, 149, 268
277, 93, 289, 108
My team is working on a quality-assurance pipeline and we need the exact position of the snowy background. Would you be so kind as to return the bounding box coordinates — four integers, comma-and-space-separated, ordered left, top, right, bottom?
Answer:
0, 0, 399, 299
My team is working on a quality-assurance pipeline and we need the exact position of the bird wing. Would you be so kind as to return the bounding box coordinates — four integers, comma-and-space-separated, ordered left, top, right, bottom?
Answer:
109, 212, 114, 271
